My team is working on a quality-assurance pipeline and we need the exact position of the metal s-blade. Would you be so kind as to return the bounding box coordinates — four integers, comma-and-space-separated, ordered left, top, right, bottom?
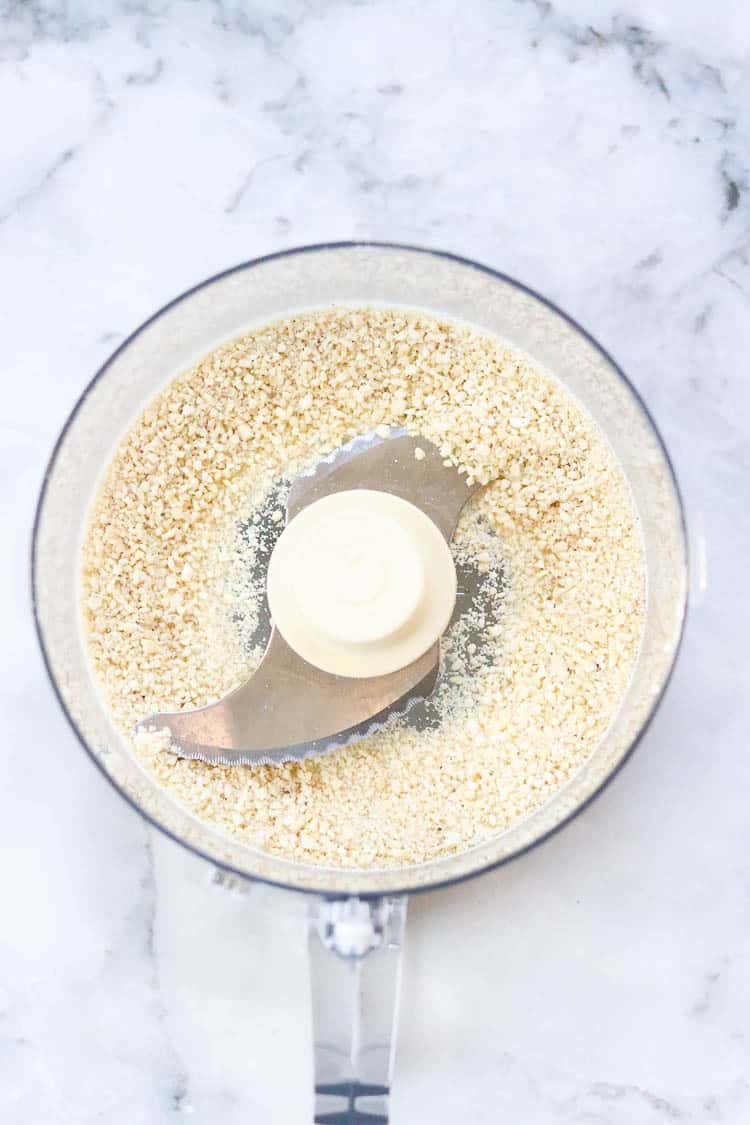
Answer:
135, 427, 482, 766
138, 630, 439, 765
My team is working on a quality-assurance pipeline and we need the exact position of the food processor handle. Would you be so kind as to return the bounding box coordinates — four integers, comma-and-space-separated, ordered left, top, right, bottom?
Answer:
307, 895, 407, 1124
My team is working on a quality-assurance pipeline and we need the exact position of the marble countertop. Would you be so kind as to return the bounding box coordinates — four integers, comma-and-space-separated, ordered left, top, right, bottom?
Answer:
3, 1, 749, 1121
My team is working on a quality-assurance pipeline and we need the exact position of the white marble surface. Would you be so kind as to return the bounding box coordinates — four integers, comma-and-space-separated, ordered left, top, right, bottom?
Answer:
2, 1, 749, 1121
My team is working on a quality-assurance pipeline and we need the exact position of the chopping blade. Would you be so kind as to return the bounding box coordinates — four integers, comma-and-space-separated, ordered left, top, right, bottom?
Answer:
136, 428, 482, 766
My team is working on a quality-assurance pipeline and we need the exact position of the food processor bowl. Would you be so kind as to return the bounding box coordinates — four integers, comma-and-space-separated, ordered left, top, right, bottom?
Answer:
32, 243, 687, 1122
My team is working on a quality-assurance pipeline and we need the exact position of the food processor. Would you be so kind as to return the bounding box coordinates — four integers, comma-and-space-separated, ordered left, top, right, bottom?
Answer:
32, 243, 687, 1123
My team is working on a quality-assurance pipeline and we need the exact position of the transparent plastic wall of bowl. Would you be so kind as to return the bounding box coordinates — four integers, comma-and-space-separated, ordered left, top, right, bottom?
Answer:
33, 243, 687, 898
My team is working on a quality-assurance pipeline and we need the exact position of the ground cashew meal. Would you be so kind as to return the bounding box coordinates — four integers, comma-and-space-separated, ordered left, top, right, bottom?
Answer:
82, 307, 644, 869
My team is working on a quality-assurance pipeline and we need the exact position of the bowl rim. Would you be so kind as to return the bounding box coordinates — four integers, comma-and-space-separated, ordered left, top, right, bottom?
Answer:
30, 240, 689, 898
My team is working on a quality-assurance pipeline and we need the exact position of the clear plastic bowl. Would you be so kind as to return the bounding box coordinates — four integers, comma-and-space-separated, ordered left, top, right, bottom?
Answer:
32, 242, 688, 898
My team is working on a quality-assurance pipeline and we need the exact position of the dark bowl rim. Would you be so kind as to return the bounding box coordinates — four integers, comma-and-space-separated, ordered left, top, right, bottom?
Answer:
30, 239, 689, 899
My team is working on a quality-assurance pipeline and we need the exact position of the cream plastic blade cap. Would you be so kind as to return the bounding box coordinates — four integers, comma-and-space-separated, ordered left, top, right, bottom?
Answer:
266, 489, 457, 678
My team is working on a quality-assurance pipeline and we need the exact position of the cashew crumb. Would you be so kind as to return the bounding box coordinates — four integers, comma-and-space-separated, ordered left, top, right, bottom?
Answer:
81, 306, 644, 870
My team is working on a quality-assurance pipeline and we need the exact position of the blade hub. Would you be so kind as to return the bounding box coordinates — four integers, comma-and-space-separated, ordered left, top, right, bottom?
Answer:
267, 489, 456, 678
